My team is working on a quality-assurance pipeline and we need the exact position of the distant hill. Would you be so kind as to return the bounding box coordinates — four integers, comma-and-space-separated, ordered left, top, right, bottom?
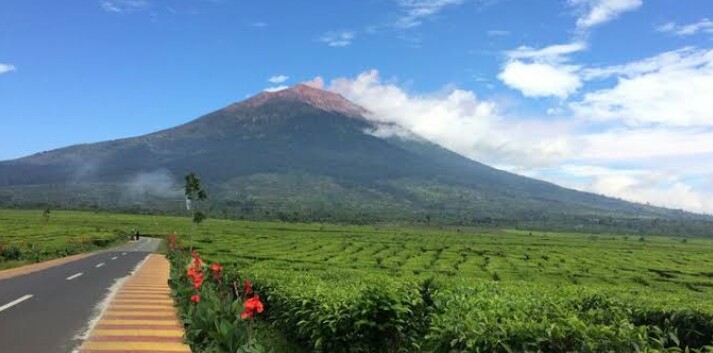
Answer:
0, 84, 709, 234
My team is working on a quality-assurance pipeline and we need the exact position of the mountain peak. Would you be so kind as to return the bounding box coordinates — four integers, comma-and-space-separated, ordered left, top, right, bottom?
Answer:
236, 83, 369, 119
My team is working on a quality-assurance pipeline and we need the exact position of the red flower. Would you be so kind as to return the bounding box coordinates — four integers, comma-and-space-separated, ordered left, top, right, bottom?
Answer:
187, 265, 204, 288
192, 272, 204, 289
190, 294, 200, 303
240, 295, 264, 319
243, 279, 253, 296
187, 266, 197, 278
210, 263, 222, 280
191, 251, 203, 266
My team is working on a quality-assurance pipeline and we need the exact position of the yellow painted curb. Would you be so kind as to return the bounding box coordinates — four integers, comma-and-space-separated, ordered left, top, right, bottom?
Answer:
82, 341, 190, 352
79, 254, 192, 353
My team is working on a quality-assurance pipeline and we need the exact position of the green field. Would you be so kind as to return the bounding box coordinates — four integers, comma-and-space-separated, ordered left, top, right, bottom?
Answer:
0, 209, 128, 269
164, 215, 713, 352
2, 209, 713, 352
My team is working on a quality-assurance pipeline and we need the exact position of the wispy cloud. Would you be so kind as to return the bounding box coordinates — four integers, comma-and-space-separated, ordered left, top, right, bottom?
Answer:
263, 85, 288, 92
394, 0, 466, 29
264, 74, 289, 92
0, 63, 16, 75
251, 22, 268, 28
569, 0, 642, 29
572, 47, 713, 127
487, 30, 510, 37
101, 0, 149, 13
319, 31, 356, 47
658, 18, 713, 36
268, 75, 289, 84
505, 42, 587, 61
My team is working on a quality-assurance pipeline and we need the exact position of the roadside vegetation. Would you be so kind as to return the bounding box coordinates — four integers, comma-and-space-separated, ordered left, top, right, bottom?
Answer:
0, 209, 126, 270
2, 209, 713, 351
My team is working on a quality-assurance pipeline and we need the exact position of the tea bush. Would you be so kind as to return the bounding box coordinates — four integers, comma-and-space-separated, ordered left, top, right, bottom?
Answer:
251, 269, 431, 353
0, 233, 123, 266
169, 249, 713, 353
425, 285, 646, 352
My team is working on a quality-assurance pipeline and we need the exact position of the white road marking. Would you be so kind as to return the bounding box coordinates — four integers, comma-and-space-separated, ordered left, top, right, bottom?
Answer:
0, 295, 34, 313
66, 273, 83, 281
111, 256, 118, 260
95, 263, 105, 268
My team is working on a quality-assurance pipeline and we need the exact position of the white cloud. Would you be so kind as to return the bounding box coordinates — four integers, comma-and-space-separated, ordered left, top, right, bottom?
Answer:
327, 69, 713, 214
0, 63, 16, 75
498, 42, 586, 98
535, 164, 713, 214
658, 18, 713, 36
267, 75, 289, 84
251, 22, 268, 28
572, 48, 713, 127
394, 0, 465, 28
528, 126, 713, 214
263, 85, 289, 92
569, 0, 642, 29
319, 31, 356, 47
101, 0, 149, 13
329, 70, 574, 168
499, 61, 582, 98
580, 127, 713, 161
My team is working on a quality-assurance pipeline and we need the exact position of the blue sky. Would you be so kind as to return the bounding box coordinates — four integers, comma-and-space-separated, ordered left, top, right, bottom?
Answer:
1, 0, 712, 213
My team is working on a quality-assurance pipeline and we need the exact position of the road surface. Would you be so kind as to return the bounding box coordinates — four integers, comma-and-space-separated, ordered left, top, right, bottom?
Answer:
0, 237, 161, 353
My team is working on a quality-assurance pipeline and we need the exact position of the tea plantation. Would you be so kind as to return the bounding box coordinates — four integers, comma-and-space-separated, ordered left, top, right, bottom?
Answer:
2, 209, 713, 352
0, 209, 126, 269
172, 219, 713, 352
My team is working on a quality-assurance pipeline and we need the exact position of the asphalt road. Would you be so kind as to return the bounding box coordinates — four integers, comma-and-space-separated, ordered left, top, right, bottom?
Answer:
0, 237, 161, 353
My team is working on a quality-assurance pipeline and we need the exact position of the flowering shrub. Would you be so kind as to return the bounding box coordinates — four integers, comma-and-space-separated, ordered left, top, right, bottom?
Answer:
167, 235, 268, 353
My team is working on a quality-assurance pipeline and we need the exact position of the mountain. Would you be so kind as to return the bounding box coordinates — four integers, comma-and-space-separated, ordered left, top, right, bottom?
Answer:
0, 84, 708, 231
